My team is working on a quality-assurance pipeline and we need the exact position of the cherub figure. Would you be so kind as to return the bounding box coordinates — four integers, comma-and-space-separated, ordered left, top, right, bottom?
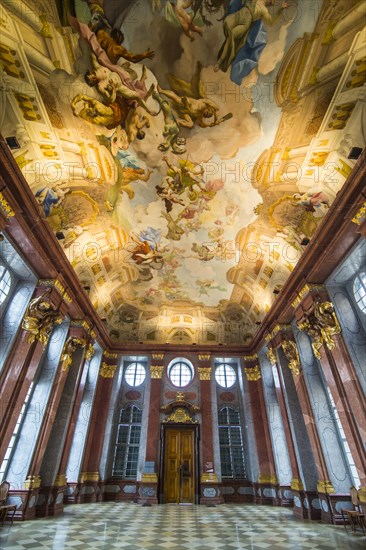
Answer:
158, 62, 232, 129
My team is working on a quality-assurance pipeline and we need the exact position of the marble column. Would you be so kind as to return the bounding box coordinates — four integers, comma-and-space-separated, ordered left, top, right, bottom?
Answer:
135, 354, 163, 505
198, 354, 223, 506
78, 351, 118, 503
36, 325, 91, 517
243, 355, 278, 505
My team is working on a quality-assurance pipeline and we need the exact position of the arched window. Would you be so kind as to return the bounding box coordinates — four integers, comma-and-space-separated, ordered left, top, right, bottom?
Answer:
353, 272, 366, 314
112, 405, 142, 478
218, 407, 246, 479
0, 264, 11, 305
168, 359, 193, 388
215, 363, 236, 388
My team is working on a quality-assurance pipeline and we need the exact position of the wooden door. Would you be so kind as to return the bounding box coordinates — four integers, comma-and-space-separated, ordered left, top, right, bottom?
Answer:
163, 429, 195, 503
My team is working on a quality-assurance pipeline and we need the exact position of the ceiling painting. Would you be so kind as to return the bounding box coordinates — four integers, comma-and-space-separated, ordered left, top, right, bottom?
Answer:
0, 0, 365, 344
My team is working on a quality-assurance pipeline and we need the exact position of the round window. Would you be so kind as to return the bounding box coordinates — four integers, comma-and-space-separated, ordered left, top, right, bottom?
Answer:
168, 360, 193, 388
215, 363, 236, 388
124, 362, 146, 386
353, 272, 366, 314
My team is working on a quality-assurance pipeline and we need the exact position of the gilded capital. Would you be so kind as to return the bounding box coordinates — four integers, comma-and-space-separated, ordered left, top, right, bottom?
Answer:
243, 353, 258, 362
198, 367, 211, 380
281, 338, 301, 376
245, 365, 261, 381
61, 336, 86, 372
351, 202, 366, 226
0, 192, 15, 219
198, 354, 210, 361
266, 347, 277, 366
85, 343, 95, 361
100, 362, 117, 378
152, 353, 164, 360
150, 365, 164, 379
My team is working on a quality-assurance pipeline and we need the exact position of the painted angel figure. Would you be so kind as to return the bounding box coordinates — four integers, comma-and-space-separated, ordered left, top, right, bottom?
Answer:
158, 62, 232, 128
214, 0, 288, 85
165, 0, 204, 40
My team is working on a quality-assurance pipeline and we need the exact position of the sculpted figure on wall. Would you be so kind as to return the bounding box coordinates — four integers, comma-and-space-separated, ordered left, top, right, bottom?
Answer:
22, 288, 63, 347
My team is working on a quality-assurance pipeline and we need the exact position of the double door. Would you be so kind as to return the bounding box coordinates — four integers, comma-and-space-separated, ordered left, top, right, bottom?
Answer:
163, 428, 195, 503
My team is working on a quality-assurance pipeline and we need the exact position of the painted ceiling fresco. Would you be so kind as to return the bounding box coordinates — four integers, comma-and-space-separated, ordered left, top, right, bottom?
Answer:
0, 0, 365, 344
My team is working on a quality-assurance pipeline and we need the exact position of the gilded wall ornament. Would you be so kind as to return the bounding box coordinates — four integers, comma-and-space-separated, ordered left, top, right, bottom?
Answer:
198, 367, 211, 380
292, 284, 325, 309
21, 289, 63, 347
351, 202, 366, 226
317, 480, 335, 494
100, 362, 117, 378
245, 365, 261, 381
266, 347, 277, 366
297, 299, 341, 359
61, 336, 86, 372
243, 353, 258, 362
152, 353, 164, 360
85, 343, 95, 361
0, 192, 15, 219
163, 408, 197, 424
281, 338, 301, 376
198, 354, 210, 361
150, 365, 164, 379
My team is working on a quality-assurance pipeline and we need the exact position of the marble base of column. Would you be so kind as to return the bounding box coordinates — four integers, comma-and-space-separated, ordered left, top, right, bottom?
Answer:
277, 485, 293, 507
135, 474, 159, 505
293, 491, 321, 520
36, 485, 65, 517
101, 480, 138, 502
78, 481, 100, 503
253, 483, 279, 505
221, 481, 254, 503
4, 489, 37, 521
64, 482, 79, 504
200, 474, 223, 506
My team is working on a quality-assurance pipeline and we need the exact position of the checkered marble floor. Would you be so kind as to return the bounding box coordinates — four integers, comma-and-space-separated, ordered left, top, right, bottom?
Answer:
1, 502, 365, 550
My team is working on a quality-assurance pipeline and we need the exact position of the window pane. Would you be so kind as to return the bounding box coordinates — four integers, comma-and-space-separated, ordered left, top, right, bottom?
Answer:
169, 361, 193, 387
353, 272, 366, 313
125, 362, 146, 387
215, 363, 236, 388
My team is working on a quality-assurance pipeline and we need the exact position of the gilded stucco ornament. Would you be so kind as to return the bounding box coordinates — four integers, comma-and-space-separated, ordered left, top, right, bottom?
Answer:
198, 367, 211, 380
297, 298, 341, 359
266, 347, 276, 366
61, 336, 86, 372
100, 362, 117, 378
281, 338, 301, 376
85, 343, 95, 361
0, 192, 15, 219
163, 408, 197, 424
245, 365, 261, 381
150, 365, 164, 379
21, 289, 63, 347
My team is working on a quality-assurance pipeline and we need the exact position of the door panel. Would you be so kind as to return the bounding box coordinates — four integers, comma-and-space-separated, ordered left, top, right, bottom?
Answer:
163, 429, 195, 503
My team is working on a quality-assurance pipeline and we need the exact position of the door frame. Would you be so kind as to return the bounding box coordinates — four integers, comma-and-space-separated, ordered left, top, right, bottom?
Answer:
159, 423, 200, 504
